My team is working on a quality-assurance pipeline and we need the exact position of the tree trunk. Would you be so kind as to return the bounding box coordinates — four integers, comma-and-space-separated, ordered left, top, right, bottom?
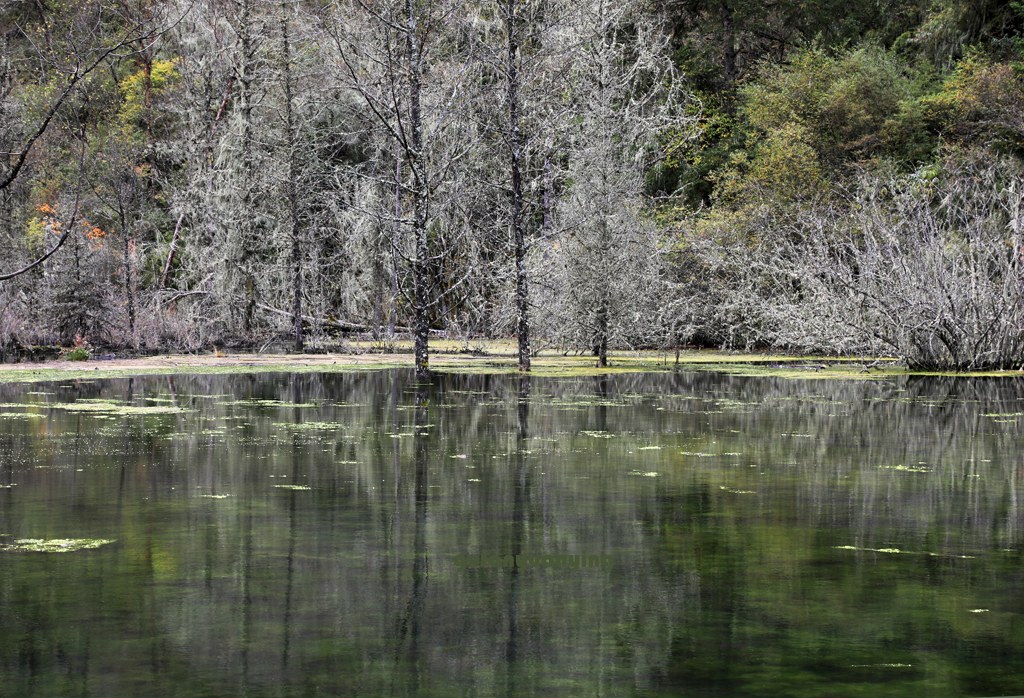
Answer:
239, 0, 257, 335
721, 2, 737, 88
594, 298, 609, 367
124, 228, 137, 349
505, 0, 531, 372
280, 1, 303, 352
390, 154, 402, 338
371, 207, 385, 341
594, 201, 610, 367
407, 0, 430, 380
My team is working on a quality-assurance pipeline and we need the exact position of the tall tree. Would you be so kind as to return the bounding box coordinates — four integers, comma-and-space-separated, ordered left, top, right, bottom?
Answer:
543, 0, 686, 365
323, 0, 472, 379
278, 0, 304, 351
465, 0, 571, 369
502, 0, 532, 372
233, 0, 263, 336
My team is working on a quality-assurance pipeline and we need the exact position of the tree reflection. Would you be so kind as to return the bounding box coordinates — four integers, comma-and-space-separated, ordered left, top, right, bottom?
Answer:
1, 370, 1024, 696
506, 375, 530, 696
395, 381, 431, 692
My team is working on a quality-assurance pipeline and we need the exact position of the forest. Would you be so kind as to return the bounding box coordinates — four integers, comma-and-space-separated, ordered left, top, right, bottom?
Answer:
0, 0, 1022, 374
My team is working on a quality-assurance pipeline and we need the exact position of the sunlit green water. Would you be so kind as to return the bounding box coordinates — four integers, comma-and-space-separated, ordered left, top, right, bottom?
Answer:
1, 369, 1023, 697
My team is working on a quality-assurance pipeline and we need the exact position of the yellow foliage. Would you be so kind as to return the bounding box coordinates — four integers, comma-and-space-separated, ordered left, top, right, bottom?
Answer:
28, 203, 63, 244
25, 217, 45, 249
708, 123, 824, 209
118, 58, 179, 126
748, 122, 825, 200
920, 53, 1024, 147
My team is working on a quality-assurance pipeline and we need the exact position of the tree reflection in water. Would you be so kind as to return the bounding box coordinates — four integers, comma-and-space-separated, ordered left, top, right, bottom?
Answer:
0, 369, 1022, 696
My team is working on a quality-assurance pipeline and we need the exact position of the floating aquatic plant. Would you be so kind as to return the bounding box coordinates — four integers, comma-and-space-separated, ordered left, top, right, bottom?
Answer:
879, 464, 931, 473
279, 421, 340, 430
273, 484, 312, 491
51, 402, 189, 415
1, 538, 115, 553
834, 545, 974, 559
223, 399, 317, 408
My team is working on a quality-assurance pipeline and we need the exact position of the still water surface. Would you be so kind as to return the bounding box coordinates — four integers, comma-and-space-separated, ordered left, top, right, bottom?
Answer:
1, 369, 1023, 696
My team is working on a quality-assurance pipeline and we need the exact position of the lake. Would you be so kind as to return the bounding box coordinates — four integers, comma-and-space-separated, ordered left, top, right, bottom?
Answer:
1, 368, 1022, 696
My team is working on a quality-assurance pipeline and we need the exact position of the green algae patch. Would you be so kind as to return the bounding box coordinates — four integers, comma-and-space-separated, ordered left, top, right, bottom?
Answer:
277, 421, 340, 430
1, 538, 115, 553
437, 353, 908, 380
834, 545, 975, 559
50, 402, 190, 416
430, 362, 671, 378
879, 464, 932, 473
222, 399, 317, 408
703, 363, 901, 381
548, 398, 628, 408
684, 358, 1024, 380
0, 347, 1022, 386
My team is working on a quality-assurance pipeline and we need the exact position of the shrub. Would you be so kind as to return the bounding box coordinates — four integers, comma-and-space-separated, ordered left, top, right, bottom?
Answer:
685, 149, 1024, 370
64, 347, 90, 362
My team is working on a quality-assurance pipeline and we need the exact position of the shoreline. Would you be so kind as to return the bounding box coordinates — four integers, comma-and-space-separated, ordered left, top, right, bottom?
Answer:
0, 348, 1017, 384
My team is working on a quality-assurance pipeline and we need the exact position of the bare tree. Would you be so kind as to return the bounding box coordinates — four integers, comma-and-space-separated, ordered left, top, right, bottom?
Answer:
688, 150, 1024, 370
501, 0, 532, 371
278, 0, 304, 351
321, 0, 474, 378
537, 0, 686, 365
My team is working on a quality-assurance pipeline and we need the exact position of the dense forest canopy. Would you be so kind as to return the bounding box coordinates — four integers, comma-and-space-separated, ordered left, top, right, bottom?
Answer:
0, 0, 1022, 371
